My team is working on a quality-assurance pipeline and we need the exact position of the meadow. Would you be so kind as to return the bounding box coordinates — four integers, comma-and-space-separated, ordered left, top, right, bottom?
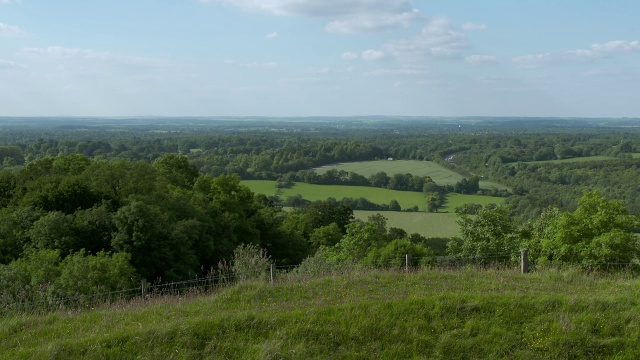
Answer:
313, 160, 507, 190
3, 268, 640, 359
243, 181, 504, 238
352, 210, 459, 238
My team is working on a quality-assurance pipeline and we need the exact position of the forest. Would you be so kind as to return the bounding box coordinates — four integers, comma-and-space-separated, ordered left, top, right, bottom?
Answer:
0, 116, 639, 302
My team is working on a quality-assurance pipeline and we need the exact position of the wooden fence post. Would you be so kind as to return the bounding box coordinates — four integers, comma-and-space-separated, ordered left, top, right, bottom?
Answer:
520, 249, 529, 274
270, 263, 276, 284
141, 279, 148, 299
405, 254, 411, 273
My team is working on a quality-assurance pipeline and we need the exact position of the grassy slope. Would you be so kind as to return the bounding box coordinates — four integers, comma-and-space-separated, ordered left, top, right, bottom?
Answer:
3, 269, 640, 359
312, 160, 507, 190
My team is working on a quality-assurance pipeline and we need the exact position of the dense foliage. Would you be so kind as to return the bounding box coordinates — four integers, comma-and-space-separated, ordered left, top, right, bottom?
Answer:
1, 117, 640, 299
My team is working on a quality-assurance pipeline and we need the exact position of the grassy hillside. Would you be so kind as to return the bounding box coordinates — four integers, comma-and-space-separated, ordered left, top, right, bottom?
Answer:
3, 268, 640, 359
312, 160, 507, 190
242, 180, 505, 214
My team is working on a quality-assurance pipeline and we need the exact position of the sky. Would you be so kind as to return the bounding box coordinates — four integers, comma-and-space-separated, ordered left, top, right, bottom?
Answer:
1, 0, 639, 117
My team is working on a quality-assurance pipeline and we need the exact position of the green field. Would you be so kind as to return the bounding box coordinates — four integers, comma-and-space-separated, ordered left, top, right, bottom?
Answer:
353, 210, 459, 238
3, 269, 640, 359
242, 181, 504, 214
242, 180, 279, 196
313, 160, 507, 190
442, 193, 504, 212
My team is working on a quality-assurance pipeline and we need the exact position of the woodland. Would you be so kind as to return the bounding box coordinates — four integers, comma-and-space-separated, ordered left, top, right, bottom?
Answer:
0, 116, 639, 301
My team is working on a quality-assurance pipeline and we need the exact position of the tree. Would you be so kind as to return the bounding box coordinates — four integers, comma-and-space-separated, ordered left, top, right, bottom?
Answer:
447, 205, 518, 258
309, 223, 343, 250
388, 199, 401, 211
153, 154, 199, 189
324, 215, 388, 263
534, 191, 639, 266
368, 171, 389, 188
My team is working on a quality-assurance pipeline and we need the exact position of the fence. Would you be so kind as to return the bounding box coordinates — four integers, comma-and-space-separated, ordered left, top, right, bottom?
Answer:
3, 249, 639, 315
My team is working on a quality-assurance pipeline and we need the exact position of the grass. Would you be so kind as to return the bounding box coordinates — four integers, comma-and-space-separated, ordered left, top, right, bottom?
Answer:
3, 268, 640, 359
442, 193, 504, 212
281, 183, 428, 210
242, 180, 279, 196
353, 210, 459, 238
242, 181, 505, 214
313, 160, 465, 186
313, 160, 507, 190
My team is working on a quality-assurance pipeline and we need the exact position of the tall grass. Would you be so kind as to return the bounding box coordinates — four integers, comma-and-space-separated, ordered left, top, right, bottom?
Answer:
2, 266, 640, 359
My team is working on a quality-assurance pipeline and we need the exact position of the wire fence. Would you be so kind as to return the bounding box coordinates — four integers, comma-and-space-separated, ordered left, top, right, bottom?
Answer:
3, 250, 639, 316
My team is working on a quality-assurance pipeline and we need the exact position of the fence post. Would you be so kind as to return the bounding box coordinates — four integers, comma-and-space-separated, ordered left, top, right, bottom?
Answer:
141, 279, 147, 299
270, 263, 276, 284
405, 254, 411, 273
520, 249, 529, 274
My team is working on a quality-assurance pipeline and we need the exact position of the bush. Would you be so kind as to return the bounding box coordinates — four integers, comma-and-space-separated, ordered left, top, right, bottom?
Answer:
51, 250, 139, 298
231, 244, 271, 282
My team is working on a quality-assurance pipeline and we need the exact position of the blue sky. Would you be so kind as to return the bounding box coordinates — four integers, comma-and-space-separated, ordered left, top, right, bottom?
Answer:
1, 0, 639, 117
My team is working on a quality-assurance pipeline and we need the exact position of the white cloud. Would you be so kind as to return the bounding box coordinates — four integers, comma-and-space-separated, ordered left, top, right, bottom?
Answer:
224, 59, 278, 69
265, 31, 278, 39
341, 52, 359, 60
361, 49, 385, 61
295, 67, 330, 74
18, 46, 175, 68
365, 68, 428, 77
0, 22, 26, 37
462, 22, 486, 31
513, 53, 554, 69
279, 76, 323, 83
570, 40, 640, 57
325, 8, 420, 33
381, 17, 467, 62
514, 40, 640, 68
465, 55, 497, 64
203, 0, 421, 33
0, 59, 26, 69
0, 0, 22, 4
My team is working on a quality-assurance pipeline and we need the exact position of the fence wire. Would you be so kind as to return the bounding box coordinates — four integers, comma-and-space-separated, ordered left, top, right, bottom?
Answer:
3, 251, 639, 315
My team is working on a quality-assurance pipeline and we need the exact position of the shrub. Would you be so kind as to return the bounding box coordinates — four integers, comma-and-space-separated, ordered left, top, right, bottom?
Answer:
231, 244, 271, 282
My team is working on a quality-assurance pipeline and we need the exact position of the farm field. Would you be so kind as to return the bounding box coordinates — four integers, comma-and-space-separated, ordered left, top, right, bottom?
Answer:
313, 160, 507, 190
353, 210, 459, 238
241, 180, 279, 196
442, 193, 504, 213
243, 180, 427, 210
3, 269, 640, 359
242, 180, 504, 215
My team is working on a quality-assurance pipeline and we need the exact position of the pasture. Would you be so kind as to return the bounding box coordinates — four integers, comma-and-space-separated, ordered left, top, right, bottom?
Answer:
353, 210, 459, 238
242, 180, 505, 218
313, 160, 507, 190
442, 193, 504, 213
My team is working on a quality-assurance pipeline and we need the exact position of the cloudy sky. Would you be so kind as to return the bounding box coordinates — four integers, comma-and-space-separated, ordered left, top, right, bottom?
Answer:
1, 0, 639, 117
